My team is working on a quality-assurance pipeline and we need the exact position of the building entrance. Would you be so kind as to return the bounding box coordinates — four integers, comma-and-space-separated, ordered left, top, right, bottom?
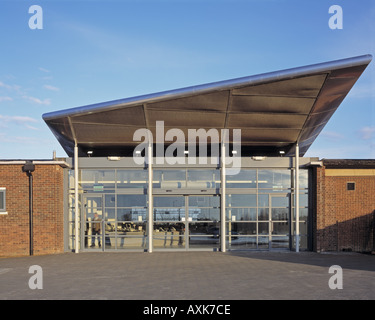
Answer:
153, 195, 220, 250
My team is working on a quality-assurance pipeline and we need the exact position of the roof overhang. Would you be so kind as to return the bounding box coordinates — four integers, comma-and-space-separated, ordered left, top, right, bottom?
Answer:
43, 54, 372, 157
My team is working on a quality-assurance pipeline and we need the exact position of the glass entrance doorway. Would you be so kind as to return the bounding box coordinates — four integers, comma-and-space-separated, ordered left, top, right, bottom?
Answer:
82, 195, 104, 250
226, 193, 290, 250
153, 195, 220, 250
82, 194, 147, 251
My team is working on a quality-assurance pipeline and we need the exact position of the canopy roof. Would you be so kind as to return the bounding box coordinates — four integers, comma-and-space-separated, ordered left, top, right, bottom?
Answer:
43, 55, 372, 157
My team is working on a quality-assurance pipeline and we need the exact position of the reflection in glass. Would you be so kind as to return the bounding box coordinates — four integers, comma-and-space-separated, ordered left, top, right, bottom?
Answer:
271, 196, 288, 207
226, 169, 256, 188
226, 236, 257, 249
117, 170, 148, 189
258, 222, 269, 234
226, 208, 257, 221
187, 169, 220, 188
81, 170, 115, 192
258, 208, 269, 220
272, 222, 289, 235
117, 194, 147, 207
227, 222, 256, 235
271, 236, 289, 249
189, 196, 220, 207
271, 208, 288, 221
153, 196, 185, 208
258, 169, 290, 189
258, 194, 268, 207
227, 194, 257, 207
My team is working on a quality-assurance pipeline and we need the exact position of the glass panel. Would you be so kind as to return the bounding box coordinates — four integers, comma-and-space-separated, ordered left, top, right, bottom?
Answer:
153, 223, 185, 248
271, 236, 289, 249
117, 194, 147, 207
105, 195, 116, 208
299, 194, 308, 207
85, 196, 103, 219
271, 196, 288, 207
258, 194, 268, 207
189, 196, 220, 207
227, 236, 257, 249
117, 170, 148, 189
193, 208, 220, 221
227, 222, 256, 235
227, 208, 256, 221
258, 236, 269, 249
85, 221, 102, 248
117, 222, 146, 234
272, 222, 289, 235
154, 170, 186, 189
115, 236, 147, 249
189, 222, 219, 236
187, 169, 220, 188
189, 236, 219, 249
271, 208, 288, 221
258, 169, 290, 189
81, 170, 115, 193
104, 208, 116, 221
227, 194, 257, 207
154, 207, 186, 222
258, 208, 269, 221
226, 169, 256, 188
118, 208, 146, 222
299, 170, 309, 189
258, 222, 269, 234
153, 196, 185, 207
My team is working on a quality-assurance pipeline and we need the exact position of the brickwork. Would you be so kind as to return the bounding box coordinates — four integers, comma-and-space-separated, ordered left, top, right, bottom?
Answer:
315, 165, 375, 252
0, 163, 65, 257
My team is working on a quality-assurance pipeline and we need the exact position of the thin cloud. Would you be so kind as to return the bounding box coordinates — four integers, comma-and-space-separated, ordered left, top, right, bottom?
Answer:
39, 67, 50, 73
43, 84, 60, 92
0, 114, 40, 130
0, 96, 13, 102
23, 95, 51, 106
0, 114, 38, 125
320, 131, 345, 141
359, 126, 375, 140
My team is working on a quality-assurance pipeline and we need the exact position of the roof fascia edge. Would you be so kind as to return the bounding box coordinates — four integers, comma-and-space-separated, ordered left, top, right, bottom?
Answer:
42, 54, 372, 121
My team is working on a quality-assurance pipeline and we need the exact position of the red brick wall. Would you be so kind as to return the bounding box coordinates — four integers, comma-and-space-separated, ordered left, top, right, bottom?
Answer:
315, 167, 375, 252
0, 164, 64, 257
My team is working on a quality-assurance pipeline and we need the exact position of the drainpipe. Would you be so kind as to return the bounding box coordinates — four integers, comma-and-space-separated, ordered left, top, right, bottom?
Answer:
22, 161, 35, 256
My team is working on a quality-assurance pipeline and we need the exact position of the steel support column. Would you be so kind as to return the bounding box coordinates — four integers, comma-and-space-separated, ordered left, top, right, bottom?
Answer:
147, 142, 153, 253
295, 143, 300, 252
221, 142, 226, 253
74, 144, 79, 253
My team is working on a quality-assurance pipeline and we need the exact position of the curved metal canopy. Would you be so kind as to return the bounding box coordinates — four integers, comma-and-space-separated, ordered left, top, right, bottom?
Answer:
43, 55, 372, 157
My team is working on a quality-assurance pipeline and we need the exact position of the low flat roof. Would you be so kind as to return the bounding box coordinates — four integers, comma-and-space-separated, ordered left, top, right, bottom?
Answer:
43, 54, 372, 157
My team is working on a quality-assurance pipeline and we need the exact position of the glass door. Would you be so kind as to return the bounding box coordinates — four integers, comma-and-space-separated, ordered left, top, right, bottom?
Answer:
270, 194, 290, 249
153, 195, 220, 250
82, 195, 104, 250
187, 196, 220, 250
153, 196, 186, 249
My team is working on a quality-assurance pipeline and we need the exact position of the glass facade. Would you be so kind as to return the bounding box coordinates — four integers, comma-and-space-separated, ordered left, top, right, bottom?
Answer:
67, 161, 310, 252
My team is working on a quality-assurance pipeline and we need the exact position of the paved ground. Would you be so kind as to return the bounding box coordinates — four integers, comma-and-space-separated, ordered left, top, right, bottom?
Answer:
0, 251, 374, 300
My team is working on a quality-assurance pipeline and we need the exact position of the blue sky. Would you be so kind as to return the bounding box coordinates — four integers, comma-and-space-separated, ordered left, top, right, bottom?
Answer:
0, 0, 374, 159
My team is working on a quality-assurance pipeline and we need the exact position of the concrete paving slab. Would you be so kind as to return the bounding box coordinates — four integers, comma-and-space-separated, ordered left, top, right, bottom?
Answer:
0, 251, 374, 300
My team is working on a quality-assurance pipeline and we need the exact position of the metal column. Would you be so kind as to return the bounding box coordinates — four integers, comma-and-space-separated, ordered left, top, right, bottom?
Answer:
147, 142, 153, 253
221, 142, 226, 253
295, 143, 300, 252
74, 144, 79, 253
